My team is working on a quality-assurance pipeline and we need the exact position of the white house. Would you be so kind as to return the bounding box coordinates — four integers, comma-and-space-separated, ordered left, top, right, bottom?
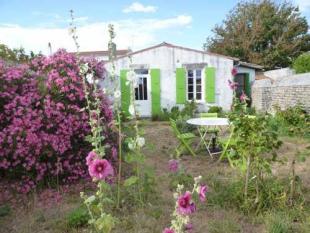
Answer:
102, 42, 262, 117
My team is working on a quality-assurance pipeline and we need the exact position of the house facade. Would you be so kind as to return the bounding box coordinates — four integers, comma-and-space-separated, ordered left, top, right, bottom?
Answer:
103, 42, 262, 117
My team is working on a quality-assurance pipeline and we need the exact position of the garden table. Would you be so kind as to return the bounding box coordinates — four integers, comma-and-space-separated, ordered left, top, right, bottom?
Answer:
186, 117, 229, 158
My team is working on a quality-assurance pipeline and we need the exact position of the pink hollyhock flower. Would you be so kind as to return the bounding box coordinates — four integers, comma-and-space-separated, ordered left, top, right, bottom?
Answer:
86, 151, 98, 166
185, 223, 193, 232
198, 185, 208, 202
163, 228, 175, 233
228, 80, 238, 90
231, 67, 238, 76
168, 159, 179, 173
88, 159, 114, 180
240, 92, 248, 102
177, 191, 196, 215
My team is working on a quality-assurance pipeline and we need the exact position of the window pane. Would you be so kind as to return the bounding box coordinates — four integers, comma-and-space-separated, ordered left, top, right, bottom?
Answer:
196, 85, 201, 92
196, 78, 201, 84
143, 77, 147, 100
196, 69, 201, 77
188, 70, 193, 77
135, 87, 139, 100
188, 93, 194, 100
139, 79, 143, 100
188, 85, 193, 92
196, 93, 201, 100
188, 78, 193, 84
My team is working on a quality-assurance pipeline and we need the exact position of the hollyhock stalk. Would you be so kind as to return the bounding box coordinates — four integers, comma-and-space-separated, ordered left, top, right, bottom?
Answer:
70, 11, 117, 232
164, 176, 207, 233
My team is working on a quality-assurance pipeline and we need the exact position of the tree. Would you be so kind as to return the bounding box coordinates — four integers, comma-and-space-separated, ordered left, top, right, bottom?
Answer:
0, 43, 39, 63
293, 52, 310, 73
204, 0, 310, 70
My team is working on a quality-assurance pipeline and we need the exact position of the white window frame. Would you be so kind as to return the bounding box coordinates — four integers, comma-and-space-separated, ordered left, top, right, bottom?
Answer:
186, 68, 204, 102
134, 69, 149, 101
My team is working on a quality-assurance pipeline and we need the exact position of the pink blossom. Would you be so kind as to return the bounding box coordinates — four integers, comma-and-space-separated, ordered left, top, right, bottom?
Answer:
185, 223, 193, 232
86, 151, 98, 166
228, 80, 238, 90
240, 92, 248, 102
231, 67, 238, 76
168, 159, 179, 173
163, 228, 175, 233
177, 191, 196, 215
88, 159, 114, 180
198, 185, 208, 202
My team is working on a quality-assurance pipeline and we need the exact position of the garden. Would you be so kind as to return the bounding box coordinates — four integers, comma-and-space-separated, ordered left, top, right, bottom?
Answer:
1, 9, 310, 233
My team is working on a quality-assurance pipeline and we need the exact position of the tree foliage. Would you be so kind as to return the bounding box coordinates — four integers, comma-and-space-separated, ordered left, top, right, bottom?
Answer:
0, 43, 38, 63
204, 0, 310, 70
293, 52, 310, 73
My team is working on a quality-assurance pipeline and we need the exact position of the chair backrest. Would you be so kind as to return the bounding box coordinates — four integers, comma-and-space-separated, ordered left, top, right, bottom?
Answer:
200, 112, 218, 118
169, 118, 181, 136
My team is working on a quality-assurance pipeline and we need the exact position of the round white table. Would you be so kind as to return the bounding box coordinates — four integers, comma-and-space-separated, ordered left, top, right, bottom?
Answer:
186, 117, 229, 157
186, 117, 229, 127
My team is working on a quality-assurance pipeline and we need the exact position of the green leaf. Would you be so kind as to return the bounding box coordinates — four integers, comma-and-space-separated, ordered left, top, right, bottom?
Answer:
124, 176, 139, 187
85, 195, 96, 204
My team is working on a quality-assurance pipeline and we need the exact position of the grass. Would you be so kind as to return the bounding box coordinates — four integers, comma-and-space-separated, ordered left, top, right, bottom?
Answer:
265, 212, 294, 233
1, 121, 310, 233
208, 218, 241, 233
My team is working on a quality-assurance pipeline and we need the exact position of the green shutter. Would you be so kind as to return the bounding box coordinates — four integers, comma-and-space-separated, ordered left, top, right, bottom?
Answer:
176, 68, 186, 104
205, 67, 216, 103
244, 73, 251, 98
150, 69, 161, 115
120, 69, 130, 115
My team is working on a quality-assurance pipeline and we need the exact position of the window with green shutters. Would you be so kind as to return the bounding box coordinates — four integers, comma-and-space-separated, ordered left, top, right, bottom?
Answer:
150, 69, 161, 115
205, 67, 216, 103
120, 69, 131, 115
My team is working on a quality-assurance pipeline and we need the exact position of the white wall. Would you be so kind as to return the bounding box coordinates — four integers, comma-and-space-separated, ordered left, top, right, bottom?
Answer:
264, 68, 295, 80
104, 45, 238, 114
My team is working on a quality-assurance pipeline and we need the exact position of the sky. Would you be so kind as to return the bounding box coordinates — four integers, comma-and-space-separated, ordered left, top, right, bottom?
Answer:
0, 0, 309, 54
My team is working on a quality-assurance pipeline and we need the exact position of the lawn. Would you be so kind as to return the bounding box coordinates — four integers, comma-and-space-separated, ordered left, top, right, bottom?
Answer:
1, 121, 309, 233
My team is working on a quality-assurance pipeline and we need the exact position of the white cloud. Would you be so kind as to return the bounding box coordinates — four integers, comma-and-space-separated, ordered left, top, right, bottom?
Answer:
152, 15, 192, 29
295, 0, 310, 12
123, 2, 157, 13
0, 15, 192, 54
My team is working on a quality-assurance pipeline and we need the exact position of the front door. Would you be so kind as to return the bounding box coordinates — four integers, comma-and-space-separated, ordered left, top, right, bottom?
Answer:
234, 73, 246, 98
135, 69, 151, 117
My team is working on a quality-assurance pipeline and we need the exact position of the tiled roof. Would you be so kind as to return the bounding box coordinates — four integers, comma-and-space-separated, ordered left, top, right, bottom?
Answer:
113, 42, 240, 61
70, 49, 130, 57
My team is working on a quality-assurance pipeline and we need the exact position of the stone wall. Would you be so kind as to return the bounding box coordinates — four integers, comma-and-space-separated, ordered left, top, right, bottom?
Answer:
252, 73, 310, 113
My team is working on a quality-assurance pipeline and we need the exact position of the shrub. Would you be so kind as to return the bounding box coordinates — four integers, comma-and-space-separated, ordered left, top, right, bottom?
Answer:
274, 105, 310, 137
0, 204, 10, 217
67, 206, 89, 228
151, 108, 170, 121
208, 106, 222, 114
293, 53, 310, 74
151, 101, 197, 122
175, 115, 196, 133
0, 50, 116, 193
181, 100, 197, 117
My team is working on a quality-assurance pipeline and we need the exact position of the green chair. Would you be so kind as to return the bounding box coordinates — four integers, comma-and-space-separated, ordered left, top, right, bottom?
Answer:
199, 112, 219, 134
169, 118, 197, 157
200, 112, 218, 118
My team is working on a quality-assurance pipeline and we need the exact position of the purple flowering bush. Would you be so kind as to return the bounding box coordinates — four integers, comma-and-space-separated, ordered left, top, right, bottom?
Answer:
0, 50, 116, 194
